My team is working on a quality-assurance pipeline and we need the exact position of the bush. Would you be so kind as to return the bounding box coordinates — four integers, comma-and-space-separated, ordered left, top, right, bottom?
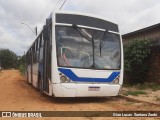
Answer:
0, 49, 18, 69
124, 40, 151, 84
19, 64, 25, 75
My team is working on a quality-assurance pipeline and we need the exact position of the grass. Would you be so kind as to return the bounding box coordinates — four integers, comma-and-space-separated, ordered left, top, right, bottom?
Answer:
124, 90, 147, 96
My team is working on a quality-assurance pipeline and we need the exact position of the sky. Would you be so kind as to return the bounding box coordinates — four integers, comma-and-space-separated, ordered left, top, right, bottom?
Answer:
0, 0, 160, 55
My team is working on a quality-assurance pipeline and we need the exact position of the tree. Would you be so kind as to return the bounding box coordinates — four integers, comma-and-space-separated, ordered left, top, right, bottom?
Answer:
17, 55, 26, 74
17, 55, 25, 67
124, 40, 151, 84
0, 49, 18, 69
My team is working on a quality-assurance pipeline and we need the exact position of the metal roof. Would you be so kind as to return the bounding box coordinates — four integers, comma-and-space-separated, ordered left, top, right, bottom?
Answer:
123, 23, 160, 37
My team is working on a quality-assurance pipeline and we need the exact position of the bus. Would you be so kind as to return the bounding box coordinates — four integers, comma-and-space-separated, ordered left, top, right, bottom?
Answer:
25, 11, 123, 97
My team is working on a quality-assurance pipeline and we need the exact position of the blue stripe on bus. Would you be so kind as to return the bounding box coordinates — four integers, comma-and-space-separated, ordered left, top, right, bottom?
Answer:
58, 68, 120, 82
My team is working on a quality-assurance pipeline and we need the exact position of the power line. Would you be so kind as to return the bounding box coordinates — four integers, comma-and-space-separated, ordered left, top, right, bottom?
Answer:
59, 0, 67, 10
54, 0, 67, 11
54, 0, 63, 11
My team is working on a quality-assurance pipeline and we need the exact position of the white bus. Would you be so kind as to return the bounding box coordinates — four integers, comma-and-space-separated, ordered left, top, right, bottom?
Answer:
25, 11, 123, 97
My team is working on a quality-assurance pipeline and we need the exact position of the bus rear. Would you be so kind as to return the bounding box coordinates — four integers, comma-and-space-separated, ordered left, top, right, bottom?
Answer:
51, 12, 123, 97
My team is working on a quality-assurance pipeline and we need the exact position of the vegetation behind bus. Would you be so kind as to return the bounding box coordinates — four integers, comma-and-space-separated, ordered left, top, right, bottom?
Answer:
0, 49, 18, 69
124, 40, 151, 84
0, 48, 25, 74
18, 64, 25, 75
18, 55, 26, 75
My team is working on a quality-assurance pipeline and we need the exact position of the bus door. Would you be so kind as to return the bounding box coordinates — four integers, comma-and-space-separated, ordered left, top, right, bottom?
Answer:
42, 23, 51, 93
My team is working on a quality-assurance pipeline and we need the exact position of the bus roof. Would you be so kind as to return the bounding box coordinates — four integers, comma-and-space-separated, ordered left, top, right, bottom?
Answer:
54, 10, 118, 25
54, 11, 119, 33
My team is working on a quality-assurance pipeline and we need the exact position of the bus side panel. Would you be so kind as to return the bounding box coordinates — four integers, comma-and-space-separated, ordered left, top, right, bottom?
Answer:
32, 63, 39, 88
27, 65, 32, 84
52, 84, 64, 97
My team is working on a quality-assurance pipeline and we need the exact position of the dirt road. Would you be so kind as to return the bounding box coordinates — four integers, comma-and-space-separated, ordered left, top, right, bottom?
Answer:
0, 70, 159, 120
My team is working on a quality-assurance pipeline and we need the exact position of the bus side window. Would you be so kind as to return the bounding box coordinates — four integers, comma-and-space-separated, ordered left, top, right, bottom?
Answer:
39, 47, 43, 62
34, 43, 37, 63
31, 44, 34, 63
36, 37, 40, 62
41, 34, 44, 46
39, 34, 44, 62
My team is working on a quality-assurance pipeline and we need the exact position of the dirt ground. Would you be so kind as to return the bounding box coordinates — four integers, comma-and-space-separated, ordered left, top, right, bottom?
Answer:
0, 70, 159, 120
120, 86, 160, 105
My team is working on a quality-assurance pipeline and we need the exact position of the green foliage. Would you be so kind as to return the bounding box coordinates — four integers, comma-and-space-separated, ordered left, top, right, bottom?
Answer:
124, 40, 151, 84
0, 49, 25, 70
18, 55, 26, 75
124, 40, 151, 70
0, 49, 18, 69
124, 90, 147, 96
19, 64, 25, 75
17, 55, 26, 68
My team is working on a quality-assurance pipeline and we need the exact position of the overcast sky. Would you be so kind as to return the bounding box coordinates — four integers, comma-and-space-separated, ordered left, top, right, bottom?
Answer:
0, 0, 160, 55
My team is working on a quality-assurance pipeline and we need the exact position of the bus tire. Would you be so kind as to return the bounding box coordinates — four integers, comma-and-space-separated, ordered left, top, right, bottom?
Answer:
26, 71, 29, 82
38, 72, 41, 90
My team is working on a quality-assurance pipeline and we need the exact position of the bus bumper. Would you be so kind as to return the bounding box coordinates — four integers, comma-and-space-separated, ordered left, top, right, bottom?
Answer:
53, 83, 121, 97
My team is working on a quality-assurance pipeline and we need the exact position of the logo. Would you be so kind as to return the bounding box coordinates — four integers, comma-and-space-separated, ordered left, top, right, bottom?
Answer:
2, 112, 11, 117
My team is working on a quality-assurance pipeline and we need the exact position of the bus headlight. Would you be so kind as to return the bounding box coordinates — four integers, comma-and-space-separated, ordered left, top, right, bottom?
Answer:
60, 76, 68, 82
112, 76, 119, 84
59, 72, 72, 83
60, 75, 71, 83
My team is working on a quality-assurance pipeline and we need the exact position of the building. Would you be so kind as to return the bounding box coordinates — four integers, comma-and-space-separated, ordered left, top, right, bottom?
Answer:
122, 23, 160, 83
122, 23, 160, 46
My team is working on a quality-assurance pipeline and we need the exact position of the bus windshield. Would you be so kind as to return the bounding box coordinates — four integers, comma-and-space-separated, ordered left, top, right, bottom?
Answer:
56, 26, 121, 70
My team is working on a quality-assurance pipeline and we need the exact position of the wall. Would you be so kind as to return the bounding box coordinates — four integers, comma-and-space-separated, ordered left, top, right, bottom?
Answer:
147, 46, 160, 83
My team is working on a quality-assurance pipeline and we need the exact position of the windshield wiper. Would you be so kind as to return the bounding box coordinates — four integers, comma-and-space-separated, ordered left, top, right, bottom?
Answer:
72, 24, 95, 68
99, 31, 107, 57
72, 24, 92, 42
